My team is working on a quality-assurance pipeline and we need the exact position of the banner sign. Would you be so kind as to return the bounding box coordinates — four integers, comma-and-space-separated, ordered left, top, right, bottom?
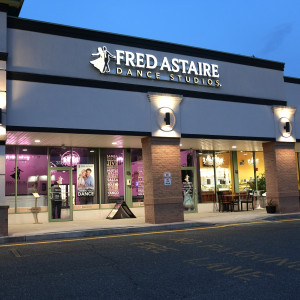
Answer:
77, 164, 95, 197
90, 46, 221, 88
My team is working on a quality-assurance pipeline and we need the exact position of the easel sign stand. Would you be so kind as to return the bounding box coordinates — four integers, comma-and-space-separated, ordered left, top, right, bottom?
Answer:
31, 193, 42, 224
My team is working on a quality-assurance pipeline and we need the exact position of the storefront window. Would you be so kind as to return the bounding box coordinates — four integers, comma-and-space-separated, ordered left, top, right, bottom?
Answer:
72, 148, 99, 207
131, 149, 144, 202
237, 151, 255, 192
199, 151, 216, 203
49, 147, 71, 168
255, 152, 265, 178
5, 146, 16, 211
101, 149, 124, 204
181, 150, 195, 167
16, 147, 48, 212
215, 151, 233, 192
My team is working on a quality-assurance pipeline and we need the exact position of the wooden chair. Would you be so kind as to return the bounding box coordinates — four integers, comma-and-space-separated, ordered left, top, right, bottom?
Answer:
218, 191, 233, 212
240, 190, 254, 211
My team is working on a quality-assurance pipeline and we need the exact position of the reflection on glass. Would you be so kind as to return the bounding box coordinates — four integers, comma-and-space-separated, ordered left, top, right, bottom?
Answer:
181, 150, 195, 167
50, 170, 71, 220
255, 152, 265, 178
131, 149, 144, 202
237, 151, 255, 192
215, 151, 232, 192
199, 151, 216, 203
5, 146, 16, 211
7, 147, 48, 212
49, 147, 71, 168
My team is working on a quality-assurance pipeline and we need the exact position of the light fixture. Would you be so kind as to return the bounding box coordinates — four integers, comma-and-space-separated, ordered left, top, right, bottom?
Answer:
203, 155, 224, 167
112, 142, 117, 145
180, 144, 183, 147
232, 146, 237, 149
22, 148, 28, 152
90, 150, 95, 153
34, 139, 41, 143
248, 157, 259, 166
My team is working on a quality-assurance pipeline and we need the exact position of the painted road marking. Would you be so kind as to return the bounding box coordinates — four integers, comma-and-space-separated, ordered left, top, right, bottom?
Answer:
185, 258, 275, 281
0, 218, 299, 248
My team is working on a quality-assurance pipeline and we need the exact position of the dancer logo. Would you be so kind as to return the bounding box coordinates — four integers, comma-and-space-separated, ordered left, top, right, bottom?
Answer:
90, 46, 116, 73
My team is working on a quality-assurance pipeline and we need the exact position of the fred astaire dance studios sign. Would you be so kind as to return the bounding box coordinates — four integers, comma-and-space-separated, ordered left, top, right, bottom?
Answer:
90, 46, 221, 88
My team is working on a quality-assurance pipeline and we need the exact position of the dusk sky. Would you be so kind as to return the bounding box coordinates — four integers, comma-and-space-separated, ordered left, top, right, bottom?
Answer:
19, 0, 300, 78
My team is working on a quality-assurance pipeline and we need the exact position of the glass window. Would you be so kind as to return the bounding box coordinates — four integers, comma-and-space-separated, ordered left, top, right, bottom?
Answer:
101, 149, 124, 204
199, 151, 216, 203
72, 148, 99, 207
237, 151, 255, 192
49, 147, 71, 168
215, 151, 233, 192
181, 150, 195, 167
16, 147, 48, 212
255, 152, 265, 178
131, 149, 144, 203
5, 146, 16, 211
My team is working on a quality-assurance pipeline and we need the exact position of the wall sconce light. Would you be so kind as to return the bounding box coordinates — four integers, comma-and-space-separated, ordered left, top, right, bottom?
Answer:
279, 117, 292, 138
164, 112, 171, 125
283, 121, 290, 133
157, 107, 175, 132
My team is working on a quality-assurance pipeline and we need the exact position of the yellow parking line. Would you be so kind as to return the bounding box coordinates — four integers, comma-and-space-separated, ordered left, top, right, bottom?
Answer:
1, 218, 299, 248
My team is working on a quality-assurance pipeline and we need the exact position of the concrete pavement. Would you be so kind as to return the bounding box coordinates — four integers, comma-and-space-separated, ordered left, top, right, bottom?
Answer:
1, 210, 300, 244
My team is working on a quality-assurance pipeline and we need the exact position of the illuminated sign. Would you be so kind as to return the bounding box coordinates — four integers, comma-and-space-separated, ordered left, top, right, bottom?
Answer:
90, 46, 221, 88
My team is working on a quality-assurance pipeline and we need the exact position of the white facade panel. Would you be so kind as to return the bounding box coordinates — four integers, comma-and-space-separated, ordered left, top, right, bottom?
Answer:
7, 28, 285, 101
6, 80, 151, 132
181, 98, 275, 138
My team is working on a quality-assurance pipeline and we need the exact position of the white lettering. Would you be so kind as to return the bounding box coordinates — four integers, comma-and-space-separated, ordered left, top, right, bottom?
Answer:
136, 53, 145, 68
203, 63, 211, 77
211, 64, 219, 78
160, 57, 171, 71
146, 54, 157, 69
171, 58, 180, 72
179, 59, 189, 74
116, 50, 125, 65
187, 61, 198, 75
198, 62, 203, 76
125, 51, 135, 67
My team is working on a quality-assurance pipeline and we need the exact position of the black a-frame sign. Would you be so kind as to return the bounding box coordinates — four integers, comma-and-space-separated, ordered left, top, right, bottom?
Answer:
106, 200, 136, 219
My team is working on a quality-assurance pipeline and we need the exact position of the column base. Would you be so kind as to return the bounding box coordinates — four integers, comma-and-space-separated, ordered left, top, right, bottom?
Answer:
145, 202, 184, 224
0, 205, 9, 236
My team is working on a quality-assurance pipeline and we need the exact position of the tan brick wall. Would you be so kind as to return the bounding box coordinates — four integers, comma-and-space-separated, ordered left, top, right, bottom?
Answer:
142, 137, 184, 224
263, 142, 300, 213
0, 205, 9, 236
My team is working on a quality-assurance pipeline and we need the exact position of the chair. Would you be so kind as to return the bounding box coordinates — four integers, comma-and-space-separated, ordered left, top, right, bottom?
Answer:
218, 191, 233, 212
240, 190, 254, 211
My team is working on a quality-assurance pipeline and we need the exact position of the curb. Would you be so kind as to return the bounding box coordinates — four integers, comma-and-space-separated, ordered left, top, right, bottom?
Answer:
1, 213, 300, 245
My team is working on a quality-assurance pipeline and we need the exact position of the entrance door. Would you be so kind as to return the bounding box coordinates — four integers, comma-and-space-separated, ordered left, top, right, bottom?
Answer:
181, 168, 198, 212
48, 168, 73, 221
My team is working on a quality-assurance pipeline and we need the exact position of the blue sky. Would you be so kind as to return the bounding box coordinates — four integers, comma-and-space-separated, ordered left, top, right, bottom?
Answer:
19, 0, 300, 77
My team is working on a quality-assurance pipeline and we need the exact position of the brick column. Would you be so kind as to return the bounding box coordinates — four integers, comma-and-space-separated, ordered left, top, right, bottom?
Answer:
263, 142, 300, 213
142, 137, 184, 224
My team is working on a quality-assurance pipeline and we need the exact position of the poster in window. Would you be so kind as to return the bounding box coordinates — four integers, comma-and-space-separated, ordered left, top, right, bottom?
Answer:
182, 170, 194, 211
77, 164, 95, 197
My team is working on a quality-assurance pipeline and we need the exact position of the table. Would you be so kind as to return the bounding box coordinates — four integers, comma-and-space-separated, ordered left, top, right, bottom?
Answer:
219, 193, 240, 212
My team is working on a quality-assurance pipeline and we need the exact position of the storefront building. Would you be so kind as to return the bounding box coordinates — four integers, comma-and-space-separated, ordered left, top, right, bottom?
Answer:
1, 1, 300, 235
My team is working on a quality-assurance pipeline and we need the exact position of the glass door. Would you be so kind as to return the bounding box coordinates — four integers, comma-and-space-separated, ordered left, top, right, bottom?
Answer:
48, 168, 73, 221
181, 168, 198, 212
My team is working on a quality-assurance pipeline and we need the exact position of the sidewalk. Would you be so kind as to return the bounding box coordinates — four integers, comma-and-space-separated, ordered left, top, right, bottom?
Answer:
1, 210, 300, 244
